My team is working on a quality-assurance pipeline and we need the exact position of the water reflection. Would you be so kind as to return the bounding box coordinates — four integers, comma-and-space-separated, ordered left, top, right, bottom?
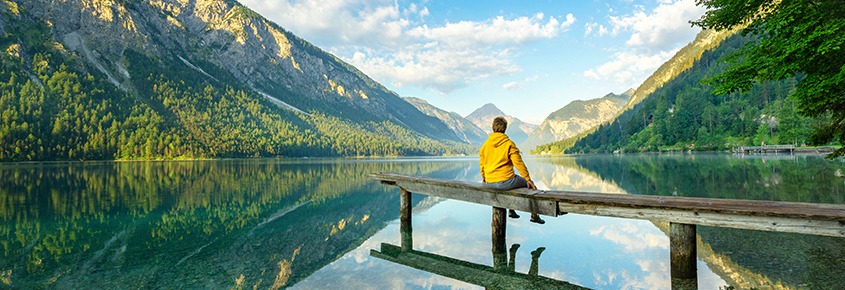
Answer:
372, 239, 584, 289
533, 153, 845, 289
2, 154, 843, 289
0, 158, 476, 289
370, 205, 586, 289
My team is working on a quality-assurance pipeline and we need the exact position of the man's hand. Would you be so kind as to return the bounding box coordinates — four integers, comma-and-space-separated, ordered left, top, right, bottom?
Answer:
527, 179, 537, 190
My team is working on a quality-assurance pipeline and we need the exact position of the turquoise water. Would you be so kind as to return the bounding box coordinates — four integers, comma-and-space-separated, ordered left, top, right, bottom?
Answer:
1, 154, 844, 289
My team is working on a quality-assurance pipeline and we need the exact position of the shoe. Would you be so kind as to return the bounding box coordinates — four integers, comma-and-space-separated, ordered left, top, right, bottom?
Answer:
531, 247, 546, 257
530, 216, 545, 224
509, 210, 520, 219
560, 212, 568, 215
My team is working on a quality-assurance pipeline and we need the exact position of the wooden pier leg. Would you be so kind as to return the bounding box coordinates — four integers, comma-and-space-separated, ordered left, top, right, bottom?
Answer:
670, 223, 697, 281
492, 206, 507, 271
400, 188, 412, 252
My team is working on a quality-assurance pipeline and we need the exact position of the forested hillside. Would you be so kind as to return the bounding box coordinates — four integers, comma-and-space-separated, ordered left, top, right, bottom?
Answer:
535, 33, 826, 154
0, 1, 474, 161
0, 5, 473, 161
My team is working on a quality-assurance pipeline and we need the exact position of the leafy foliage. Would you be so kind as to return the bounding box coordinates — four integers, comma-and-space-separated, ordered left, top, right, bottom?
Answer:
691, 0, 845, 157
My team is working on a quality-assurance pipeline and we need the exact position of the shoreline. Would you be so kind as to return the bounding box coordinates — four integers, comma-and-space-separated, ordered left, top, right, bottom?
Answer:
1, 148, 839, 164
0, 154, 481, 165
535, 146, 839, 156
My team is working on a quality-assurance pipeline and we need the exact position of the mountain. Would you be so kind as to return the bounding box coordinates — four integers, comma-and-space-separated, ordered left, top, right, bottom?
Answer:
404, 97, 487, 145
520, 89, 632, 151
536, 31, 819, 154
0, 0, 472, 161
465, 103, 538, 145
621, 28, 743, 113
532, 28, 741, 154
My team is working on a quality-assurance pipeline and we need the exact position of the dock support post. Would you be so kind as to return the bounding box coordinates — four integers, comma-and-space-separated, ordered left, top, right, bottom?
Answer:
670, 222, 697, 283
492, 207, 507, 271
400, 188, 412, 252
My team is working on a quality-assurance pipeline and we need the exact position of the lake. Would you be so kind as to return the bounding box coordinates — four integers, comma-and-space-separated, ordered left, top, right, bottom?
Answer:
2, 154, 844, 289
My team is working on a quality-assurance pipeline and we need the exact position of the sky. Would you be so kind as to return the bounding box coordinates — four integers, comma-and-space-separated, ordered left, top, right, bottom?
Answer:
238, 0, 708, 125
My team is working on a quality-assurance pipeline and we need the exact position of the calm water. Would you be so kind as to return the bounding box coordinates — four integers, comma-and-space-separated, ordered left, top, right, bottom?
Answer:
2, 154, 844, 289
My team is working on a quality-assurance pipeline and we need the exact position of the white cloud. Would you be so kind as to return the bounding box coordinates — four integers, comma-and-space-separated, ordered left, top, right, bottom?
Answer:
561, 13, 577, 30
609, 0, 706, 51
350, 46, 520, 94
587, 50, 676, 84
584, 0, 705, 85
583, 69, 600, 80
239, 0, 575, 94
585, 22, 609, 37
408, 13, 569, 48
239, 0, 410, 46
503, 82, 519, 90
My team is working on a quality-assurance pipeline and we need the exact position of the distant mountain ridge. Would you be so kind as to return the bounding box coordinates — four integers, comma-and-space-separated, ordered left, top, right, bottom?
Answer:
465, 103, 537, 145
533, 28, 741, 154
520, 89, 632, 151
622, 29, 742, 113
404, 97, 487, 145
554, 33, 812, 154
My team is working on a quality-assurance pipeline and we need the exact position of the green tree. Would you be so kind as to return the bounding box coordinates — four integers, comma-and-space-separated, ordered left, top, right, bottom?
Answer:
754, 123, 770, 146
692, 0, 845, 156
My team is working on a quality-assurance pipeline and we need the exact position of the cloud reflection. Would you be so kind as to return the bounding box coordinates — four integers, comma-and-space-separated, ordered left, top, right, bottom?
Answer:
294, 156, 740, 289
590, 221, 668, 252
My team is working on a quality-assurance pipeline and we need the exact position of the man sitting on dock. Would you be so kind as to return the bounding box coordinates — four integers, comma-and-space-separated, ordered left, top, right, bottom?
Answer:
480, 116, 545, 224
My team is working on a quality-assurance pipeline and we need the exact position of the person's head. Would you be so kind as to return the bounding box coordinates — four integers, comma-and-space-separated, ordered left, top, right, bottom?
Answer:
492, 117, 508, 133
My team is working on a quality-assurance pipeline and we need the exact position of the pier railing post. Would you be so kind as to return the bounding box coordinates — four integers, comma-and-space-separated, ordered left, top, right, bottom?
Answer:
670, 222, 697, 286
400, 188, 412, 252
492, 206, 507, 271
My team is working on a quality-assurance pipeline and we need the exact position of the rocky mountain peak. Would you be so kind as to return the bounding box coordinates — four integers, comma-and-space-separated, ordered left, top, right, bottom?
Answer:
15, 0, 464, 141
470, 103, 506, 117
0, 0, 475, 161
520, 91, 631, 150
465, 103, 536, 145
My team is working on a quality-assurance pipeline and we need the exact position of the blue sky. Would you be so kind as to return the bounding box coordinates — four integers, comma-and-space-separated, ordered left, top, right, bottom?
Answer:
239, 0, 707, 124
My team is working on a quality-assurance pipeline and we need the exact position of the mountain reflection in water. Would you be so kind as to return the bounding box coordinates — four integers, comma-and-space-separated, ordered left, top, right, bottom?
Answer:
535, 153, 845, 289
2, 154, 844, 289
0, 158, 474, 289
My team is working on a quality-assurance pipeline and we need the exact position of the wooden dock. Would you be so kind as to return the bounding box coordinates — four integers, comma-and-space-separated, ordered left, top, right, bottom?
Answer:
734, 145, 795, 154
371, 243, 586, 290
370, 172, 845, 288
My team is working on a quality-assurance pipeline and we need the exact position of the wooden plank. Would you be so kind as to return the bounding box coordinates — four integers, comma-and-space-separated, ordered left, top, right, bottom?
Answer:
538, 190, 845, 220
557, 202, 845, 237
373, 173, 558, 216
371, 173, 845, 237
371, 243, 587, 290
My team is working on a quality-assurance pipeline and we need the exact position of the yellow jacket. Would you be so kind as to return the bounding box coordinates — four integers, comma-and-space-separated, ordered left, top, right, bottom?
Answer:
479, 132, 530, 183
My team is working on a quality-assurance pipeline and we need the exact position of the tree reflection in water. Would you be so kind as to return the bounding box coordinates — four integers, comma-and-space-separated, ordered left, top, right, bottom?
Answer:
0, 158, 474, 289
534, 153, 845, 289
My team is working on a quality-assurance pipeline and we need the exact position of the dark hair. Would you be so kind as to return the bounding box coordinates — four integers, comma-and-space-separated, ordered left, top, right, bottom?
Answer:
492, 117, 507, 133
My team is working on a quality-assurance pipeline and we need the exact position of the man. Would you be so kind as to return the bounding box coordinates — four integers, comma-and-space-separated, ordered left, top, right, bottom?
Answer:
480, 116, 545, 224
